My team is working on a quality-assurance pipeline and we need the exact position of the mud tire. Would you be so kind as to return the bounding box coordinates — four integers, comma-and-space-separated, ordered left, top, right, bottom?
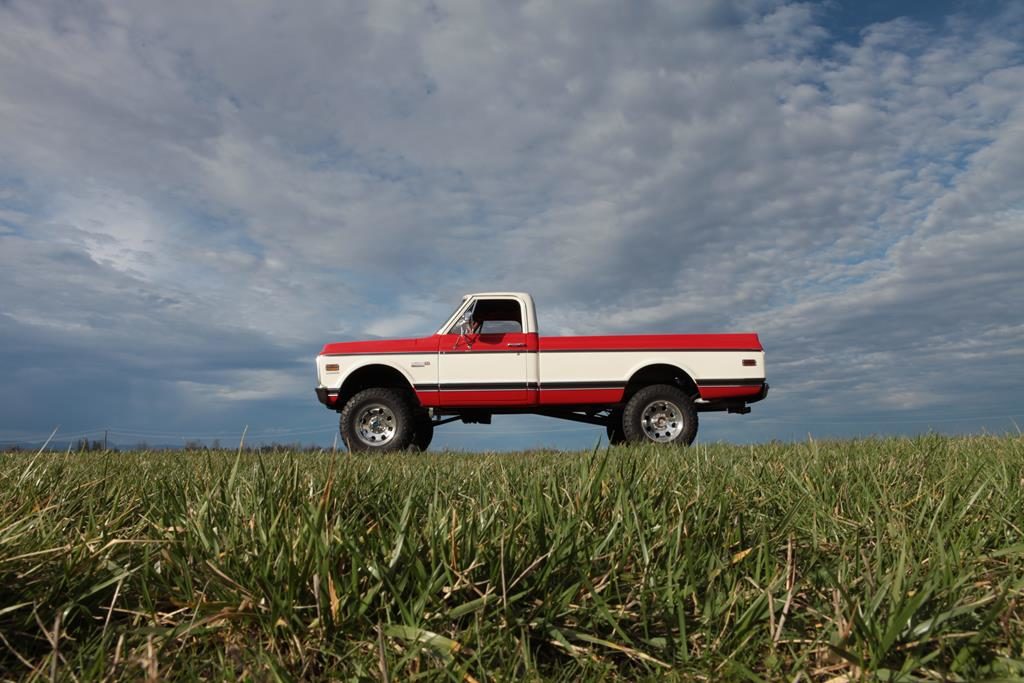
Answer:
621, 384, 698, 446
339, 388, 415, 452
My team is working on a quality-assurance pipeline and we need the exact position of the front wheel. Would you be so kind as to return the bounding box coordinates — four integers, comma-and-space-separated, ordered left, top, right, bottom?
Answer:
621, 384, 698, 446
339, 388, 415, 452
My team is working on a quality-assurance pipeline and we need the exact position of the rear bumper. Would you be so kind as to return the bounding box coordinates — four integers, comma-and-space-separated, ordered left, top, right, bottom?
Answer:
696, 379, 768, 402
696, 382, 768, 414
315, 387, 340, 409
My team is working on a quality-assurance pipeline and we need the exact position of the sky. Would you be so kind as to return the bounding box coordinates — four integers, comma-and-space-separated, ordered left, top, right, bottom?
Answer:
1, 0, 1023, 451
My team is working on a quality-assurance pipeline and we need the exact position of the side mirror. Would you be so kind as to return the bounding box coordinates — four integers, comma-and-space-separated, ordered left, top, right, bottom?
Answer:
454, 310, 475, 349
458, 311, 474, 335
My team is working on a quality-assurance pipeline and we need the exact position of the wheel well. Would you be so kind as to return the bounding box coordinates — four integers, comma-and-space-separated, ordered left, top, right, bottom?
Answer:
624, 364, 698, 402
339, 365, 418, 408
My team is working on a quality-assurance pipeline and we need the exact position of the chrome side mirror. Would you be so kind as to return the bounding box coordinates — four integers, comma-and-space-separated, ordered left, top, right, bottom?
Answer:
458, 310, 474, 334
455, 310, 475, 349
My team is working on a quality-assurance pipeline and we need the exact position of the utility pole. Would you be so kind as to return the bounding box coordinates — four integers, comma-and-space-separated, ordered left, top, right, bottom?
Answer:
104, 429, 108, 451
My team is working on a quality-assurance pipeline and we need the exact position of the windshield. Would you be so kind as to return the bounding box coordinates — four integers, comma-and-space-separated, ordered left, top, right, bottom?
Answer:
437, 296, 472, 335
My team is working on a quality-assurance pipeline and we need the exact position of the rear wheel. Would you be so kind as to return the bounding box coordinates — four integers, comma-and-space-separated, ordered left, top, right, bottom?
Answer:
621, 384, 698, 446
411, 410, 434, 452
339, 388, 415, 452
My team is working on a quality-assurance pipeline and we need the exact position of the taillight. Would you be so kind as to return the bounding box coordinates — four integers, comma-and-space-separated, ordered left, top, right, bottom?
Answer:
742, 359, 757, 367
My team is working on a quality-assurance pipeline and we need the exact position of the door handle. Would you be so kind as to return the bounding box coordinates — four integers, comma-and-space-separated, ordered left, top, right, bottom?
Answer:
507, 342, 527, 347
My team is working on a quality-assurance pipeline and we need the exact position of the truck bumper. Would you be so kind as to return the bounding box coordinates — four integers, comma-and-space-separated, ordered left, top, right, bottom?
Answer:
315, 387, 340, 409
749, 382, 769, 404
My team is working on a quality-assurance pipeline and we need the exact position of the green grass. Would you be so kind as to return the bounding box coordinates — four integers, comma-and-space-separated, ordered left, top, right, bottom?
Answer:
2, 435, 1023, 681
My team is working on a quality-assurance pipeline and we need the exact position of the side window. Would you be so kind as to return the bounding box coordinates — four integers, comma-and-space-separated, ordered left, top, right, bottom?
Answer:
480, 320, 521, 334
472, 299, 523, 334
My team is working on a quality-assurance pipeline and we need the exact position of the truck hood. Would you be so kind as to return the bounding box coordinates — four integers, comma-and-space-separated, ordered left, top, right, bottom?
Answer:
319, 336, 438, 356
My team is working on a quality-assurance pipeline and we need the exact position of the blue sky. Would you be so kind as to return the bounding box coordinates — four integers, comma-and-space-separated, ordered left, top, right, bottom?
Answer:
1, 0, 1023, 451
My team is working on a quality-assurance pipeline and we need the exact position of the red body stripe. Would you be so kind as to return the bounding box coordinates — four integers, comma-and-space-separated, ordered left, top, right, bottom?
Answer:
416, 391, 441, 408
436, 390, 532, 407
697, 386, 764, 400
539, 334, 762, 352
418, 388, 628, 407
538, 388, 624, 405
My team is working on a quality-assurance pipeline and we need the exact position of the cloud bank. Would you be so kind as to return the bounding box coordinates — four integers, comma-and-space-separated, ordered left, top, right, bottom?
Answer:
1, 0, 1022, 448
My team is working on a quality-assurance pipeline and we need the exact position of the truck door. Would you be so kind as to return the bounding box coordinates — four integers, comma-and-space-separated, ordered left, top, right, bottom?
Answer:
438, 297, 531, 406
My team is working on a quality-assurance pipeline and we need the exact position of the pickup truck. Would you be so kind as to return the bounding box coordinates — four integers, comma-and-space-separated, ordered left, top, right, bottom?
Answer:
315, 292, 767, 451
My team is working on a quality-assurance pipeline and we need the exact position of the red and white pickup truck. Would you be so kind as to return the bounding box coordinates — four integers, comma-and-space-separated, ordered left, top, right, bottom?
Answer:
315, 292, 767, 451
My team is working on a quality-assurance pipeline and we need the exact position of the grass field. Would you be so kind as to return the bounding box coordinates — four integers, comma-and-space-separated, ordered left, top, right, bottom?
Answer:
1, 435, 1023, 681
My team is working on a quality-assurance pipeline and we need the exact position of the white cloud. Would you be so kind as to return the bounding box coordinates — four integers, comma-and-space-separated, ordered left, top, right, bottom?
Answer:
175, 369, 308, 403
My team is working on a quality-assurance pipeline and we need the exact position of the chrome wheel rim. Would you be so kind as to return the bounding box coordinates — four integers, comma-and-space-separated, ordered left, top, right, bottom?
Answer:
355, 404, 397, 446
640, 400, 684, 442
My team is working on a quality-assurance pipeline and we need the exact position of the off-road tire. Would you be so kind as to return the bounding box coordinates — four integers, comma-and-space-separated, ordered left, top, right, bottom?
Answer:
339, 388, 415, 452
621, 384, 698, 446
606, 409, 626, 445
411, 410, 434, 452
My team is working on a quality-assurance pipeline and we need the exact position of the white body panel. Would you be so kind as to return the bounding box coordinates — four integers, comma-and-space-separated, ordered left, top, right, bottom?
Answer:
316, 353, 436, 388
437, 352, 528, 385
537, 350, 762, 385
